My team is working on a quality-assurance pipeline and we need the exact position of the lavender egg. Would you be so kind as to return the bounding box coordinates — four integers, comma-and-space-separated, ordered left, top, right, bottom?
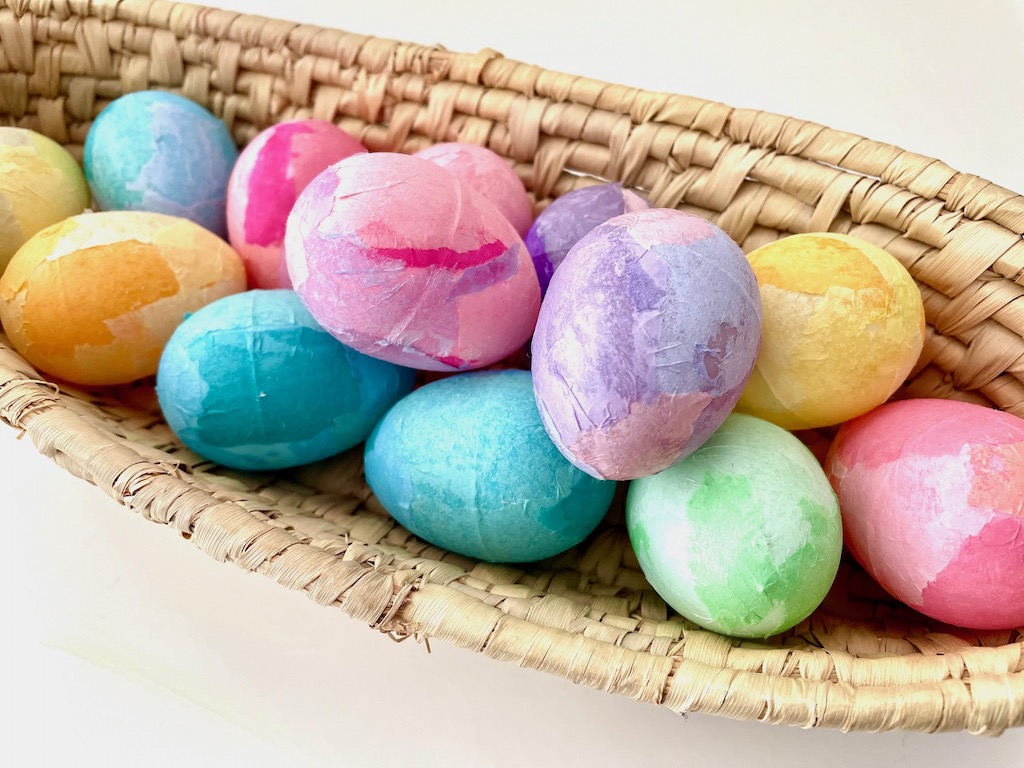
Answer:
532, 208, 762, 481
526, 183, 650, 294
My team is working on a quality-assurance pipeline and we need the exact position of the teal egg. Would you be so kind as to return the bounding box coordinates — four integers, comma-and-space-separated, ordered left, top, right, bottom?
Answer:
626, 413, 841, 638
157, 290, 415, 470
364, 370, 616, 563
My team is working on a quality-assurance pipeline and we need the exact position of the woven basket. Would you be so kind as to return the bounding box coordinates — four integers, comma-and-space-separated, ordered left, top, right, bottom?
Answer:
1, 0, 1022, 736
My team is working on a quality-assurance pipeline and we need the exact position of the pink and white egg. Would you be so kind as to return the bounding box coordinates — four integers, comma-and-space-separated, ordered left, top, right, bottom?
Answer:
227, 120, 366, 288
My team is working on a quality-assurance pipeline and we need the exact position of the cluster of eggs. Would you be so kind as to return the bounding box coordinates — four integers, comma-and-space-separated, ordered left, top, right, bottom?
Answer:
0, 89, 1020, 639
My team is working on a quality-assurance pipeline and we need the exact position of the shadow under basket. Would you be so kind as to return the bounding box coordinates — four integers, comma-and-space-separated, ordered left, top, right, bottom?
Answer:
1, 0, 1022, 735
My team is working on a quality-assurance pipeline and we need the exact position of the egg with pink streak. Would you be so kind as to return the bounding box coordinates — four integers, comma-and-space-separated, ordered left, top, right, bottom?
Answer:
415, 143, 533, 236
531, 208, 762, 481
285, 152, 541, 372
227, 120, 366, 288
826, 398, 1024, 629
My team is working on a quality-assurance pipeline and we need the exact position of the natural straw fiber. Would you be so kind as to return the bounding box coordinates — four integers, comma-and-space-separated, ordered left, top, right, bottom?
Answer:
1, 0, 1022, 734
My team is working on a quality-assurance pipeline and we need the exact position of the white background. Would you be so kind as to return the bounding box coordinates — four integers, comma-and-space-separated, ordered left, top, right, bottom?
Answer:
4, 1, 1024, 766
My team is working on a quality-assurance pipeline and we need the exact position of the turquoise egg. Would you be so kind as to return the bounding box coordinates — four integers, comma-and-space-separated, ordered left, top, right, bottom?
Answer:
364, 370, 616, 563
157, 290, 415, 471
84, 90, 238, 236
626, 413, 842, 638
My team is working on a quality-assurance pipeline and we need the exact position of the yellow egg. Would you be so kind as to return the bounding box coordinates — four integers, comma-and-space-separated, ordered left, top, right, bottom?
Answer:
0, 211, 246, 385
0, 127, 90, 273
736, 232, 925, 430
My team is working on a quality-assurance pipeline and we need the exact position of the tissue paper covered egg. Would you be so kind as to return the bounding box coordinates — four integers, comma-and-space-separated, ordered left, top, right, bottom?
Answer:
532, 208, 762, 481
526, 183, 650, 294
364, 370, 616, 563
286, 152, 540, 372
628, 413, 842, 638
415, 142, 533, 236
157, 290, 414, 471
0, 127, 90, 273
736, 232, 925, 430
826, 398, 1024, 629
0, 211, 245, 385
227, 120, 366, 289
84, 91, 238, 236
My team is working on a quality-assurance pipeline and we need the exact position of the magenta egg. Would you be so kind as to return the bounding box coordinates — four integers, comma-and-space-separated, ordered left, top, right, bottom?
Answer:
415, 143, 533, 236
826, 398, 1024, 629
285, 152, 541, 372
226, 120, 366, 288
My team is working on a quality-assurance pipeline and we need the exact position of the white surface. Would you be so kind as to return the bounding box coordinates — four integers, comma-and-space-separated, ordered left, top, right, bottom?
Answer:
4, 1, 1024, 766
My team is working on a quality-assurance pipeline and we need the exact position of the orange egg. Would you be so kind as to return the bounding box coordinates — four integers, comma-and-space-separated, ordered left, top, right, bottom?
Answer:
0, 211, 246, 385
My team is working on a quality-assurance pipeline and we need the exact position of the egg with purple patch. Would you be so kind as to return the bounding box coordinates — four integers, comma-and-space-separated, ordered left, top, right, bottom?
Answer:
526, 183, 650, 294
532, 208, 762, 481
826, 398, 1024, 630
227, 120, 366, 289
415, 142, 533, 237
285, 152, 541, 372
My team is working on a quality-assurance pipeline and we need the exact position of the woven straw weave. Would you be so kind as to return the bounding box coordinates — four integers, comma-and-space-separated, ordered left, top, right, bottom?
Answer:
0, 0, 1022, 734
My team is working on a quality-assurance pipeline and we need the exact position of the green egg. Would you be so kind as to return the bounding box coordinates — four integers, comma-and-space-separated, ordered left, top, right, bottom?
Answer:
626, 413, 842, 638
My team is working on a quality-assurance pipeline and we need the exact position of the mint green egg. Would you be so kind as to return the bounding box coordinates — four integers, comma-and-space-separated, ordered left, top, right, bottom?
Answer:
626, 413, 841, 638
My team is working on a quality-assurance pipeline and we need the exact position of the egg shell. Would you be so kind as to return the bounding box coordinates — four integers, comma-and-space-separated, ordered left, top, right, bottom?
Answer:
627, 413, 842, 638
414, 142, 533, 236
83, 91, 239, 237
0, 211, 246, 385
0, 128, 90, 273
825, 398, 1024, 629
227, 120, 366, 289
285, 152, 541, 372
525, 183, 650, 294
157, 290, 415, 471
531, 208, 762, 481
363, 370, 616, 563
736, 232, 925, 430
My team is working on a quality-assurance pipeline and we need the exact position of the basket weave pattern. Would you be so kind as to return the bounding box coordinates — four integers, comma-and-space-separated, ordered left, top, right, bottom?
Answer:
0, 0, 1022, 734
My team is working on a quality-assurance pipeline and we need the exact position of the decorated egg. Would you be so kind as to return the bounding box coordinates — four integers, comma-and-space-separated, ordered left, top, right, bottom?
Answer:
364, 370, 616, 563
525, 183, 650, 294
532, 208, 762, 481
227, 120, 366, 289
825, 398, 1024, 629
0, 127, 90, 273
157, 290, 414, 471
736, 232, 925, 430
627, 413, 842, 638
0, 211, 245, 385
285, 152, 540, 372
83, 91, 238, 236
415, 142, 533, 236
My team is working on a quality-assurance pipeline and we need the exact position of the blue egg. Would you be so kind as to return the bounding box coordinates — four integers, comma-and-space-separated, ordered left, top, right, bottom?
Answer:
84, 90, 239, 236
157, 290, 415, 471
364, 370, 616, 563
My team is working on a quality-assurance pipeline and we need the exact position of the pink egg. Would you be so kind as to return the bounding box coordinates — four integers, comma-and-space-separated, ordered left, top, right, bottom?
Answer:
285, 152, 541, 372
826, 398, 1024, 629
415, 143, 533, 236
226, 120, 366, 288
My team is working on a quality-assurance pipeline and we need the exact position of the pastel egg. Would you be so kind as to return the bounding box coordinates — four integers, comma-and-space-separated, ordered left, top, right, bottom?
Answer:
285, 152, 541, 372
0, 127, 90, 273
627, 413, 842, 638
157, 290, 415, 471
364, 370, 616, 563
227, 120, 366, 289
525, 183, 650, 294
825, 398, 1024, 629
532, 208, 762, 481
736, 232, 925, 430
84, 91, 239, 236
0, 211, 245, 385
415, 142, 533, 236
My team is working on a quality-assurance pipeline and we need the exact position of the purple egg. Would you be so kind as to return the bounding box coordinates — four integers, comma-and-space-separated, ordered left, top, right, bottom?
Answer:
526, 183, 650, 294
531, 208, 762, 481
